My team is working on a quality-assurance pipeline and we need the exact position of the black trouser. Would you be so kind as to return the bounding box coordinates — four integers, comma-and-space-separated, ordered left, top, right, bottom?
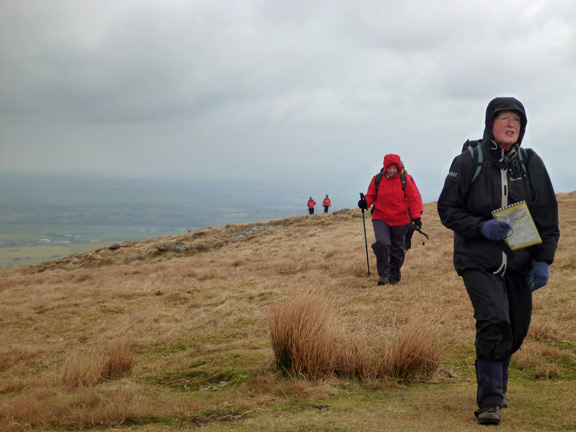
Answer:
323, 205, 329, 213
308, 208, 314, 215
462, 269, 532, 409
371, 219, 408, 282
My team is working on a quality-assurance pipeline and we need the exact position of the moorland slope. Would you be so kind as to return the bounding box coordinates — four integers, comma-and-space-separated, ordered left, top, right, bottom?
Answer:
1, 193, 575, 431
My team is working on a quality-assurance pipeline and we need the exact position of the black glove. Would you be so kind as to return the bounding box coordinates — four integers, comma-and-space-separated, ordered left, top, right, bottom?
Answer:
412, 217, 422, 230
358, 198, 368, 210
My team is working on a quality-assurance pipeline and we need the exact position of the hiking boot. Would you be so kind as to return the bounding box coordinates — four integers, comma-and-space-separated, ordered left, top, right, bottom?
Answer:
502, 395, 508, 408
377, 276, 389, 286
389, 280, 399, 285
475, 406, 501, 425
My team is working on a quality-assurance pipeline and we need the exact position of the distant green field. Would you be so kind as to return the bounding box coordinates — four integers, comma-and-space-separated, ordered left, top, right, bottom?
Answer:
0, 224, 187, 243
0, 224, 189, 269
0, 173, 308, 269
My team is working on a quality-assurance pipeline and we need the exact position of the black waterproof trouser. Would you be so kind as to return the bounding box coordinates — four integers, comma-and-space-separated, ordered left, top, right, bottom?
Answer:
371, 219, 408, 282
462, 269, 532, 409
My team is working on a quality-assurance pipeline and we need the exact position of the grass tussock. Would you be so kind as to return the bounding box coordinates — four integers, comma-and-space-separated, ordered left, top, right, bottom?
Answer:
60, 348, 105, 388
269, 292, 337, 378
60, 337, 137, 388
103, 337, 137, 380
269, 293, 442, 381
380, 316, 442, 380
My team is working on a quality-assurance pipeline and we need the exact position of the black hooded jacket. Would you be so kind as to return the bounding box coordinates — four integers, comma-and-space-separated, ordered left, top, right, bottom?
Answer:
437, 97, 559, 274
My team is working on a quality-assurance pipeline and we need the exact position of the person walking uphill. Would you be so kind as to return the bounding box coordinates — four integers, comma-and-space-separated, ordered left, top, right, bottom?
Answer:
322, 195, 331, 213
307, 197, 316, 215
437, 97, 560, 426
358, 154, 423, 286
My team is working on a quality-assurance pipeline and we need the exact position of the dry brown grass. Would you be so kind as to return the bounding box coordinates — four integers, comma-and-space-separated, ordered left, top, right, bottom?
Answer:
377, 315, 442, 380
0, 381, 229, 430
269, 293, 442, 381
0, 192, 575, 431
103, 337, 137, 380
59, 337, 136, 388
269, 292, 338, 377
60, 348, 105, 388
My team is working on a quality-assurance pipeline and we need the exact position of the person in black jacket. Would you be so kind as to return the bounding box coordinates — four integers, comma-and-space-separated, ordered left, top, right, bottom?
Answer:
437, 97, 560, 426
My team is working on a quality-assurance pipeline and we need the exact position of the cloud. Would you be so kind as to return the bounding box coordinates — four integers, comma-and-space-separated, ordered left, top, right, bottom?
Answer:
1, 0, 576, 202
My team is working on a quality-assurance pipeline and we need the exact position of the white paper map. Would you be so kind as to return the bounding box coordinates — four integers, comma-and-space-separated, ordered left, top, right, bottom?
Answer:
491, 201, 542, 250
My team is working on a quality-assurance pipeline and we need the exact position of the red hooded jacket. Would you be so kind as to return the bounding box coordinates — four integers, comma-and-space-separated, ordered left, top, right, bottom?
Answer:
364, 154, 423, 226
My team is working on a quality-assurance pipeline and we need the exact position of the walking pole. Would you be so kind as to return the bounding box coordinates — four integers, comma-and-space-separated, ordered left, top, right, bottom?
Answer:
415, 226, 429, 245
359, 193, 371, 276
407, 209, 429, 246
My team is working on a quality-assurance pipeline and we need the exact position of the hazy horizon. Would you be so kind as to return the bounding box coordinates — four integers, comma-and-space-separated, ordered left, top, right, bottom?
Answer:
2, 1, 576, 204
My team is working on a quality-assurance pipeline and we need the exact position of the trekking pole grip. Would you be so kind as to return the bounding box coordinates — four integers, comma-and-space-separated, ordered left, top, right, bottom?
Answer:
359, 192, 365, 213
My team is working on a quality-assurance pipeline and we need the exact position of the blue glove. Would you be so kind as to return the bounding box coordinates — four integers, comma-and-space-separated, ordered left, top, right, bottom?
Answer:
529, 262, 549, 292
480, 219, 512, 241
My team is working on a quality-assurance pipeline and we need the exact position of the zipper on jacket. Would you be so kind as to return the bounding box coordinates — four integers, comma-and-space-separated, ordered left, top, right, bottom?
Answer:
501, 168, 508, 207
494, 167, 509, 276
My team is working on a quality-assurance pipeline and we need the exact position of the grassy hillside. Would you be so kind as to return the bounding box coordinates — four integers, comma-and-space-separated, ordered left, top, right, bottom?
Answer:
0, 174, 338, 268
0, 192, 575, 431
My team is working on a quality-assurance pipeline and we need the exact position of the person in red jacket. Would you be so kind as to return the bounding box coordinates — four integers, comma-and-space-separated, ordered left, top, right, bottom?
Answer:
307, 197, 316, 215
358, 154, 423, 285
322, 195, 332, 213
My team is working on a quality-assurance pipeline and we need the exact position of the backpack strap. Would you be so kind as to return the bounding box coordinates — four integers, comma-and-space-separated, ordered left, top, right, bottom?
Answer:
467, 143, 491, 183
517, 147, 528, 177
469, 145, 482, 183
516, 147, 535, 201
399, 172, 407, 191
374, 170, 384, 193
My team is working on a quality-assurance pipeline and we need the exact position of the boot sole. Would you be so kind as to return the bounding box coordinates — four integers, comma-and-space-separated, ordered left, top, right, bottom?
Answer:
478, 419, 500, 425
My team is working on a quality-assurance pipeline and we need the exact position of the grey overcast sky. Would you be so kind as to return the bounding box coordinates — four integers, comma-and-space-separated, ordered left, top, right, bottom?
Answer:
1, 0, 575, 203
